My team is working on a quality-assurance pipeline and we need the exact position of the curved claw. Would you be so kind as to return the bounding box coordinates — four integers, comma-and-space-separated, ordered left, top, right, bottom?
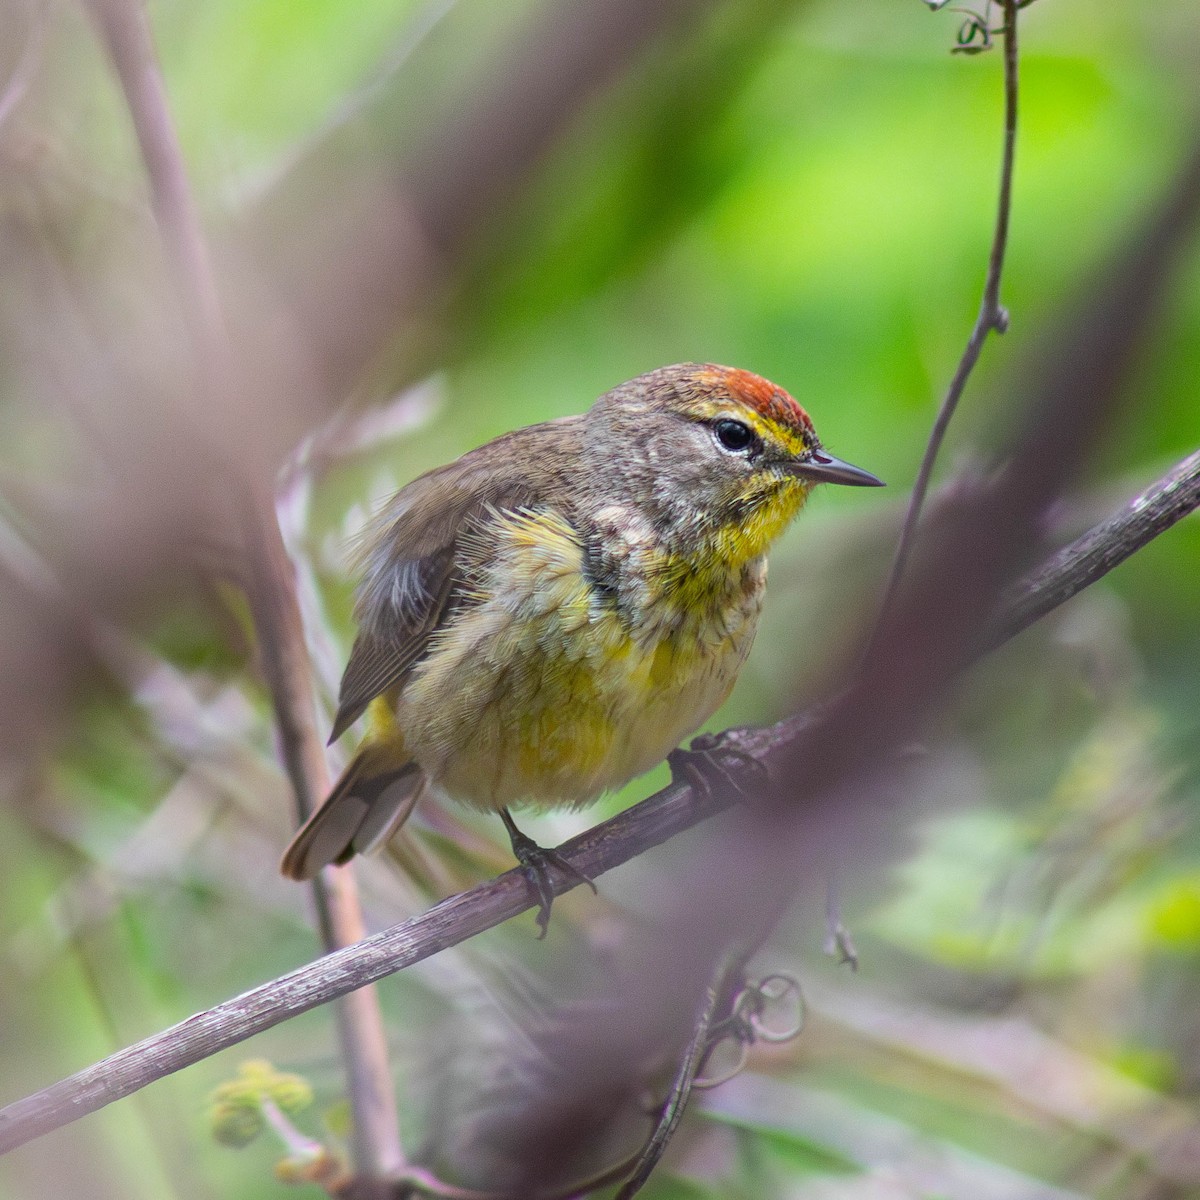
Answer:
668, 732, 769, 803
500, 809, 596, 937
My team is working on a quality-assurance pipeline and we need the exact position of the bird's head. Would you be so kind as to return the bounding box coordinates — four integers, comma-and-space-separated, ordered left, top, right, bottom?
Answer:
586, 362, 883, 564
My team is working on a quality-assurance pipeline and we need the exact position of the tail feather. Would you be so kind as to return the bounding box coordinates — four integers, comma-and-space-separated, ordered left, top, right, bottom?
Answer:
280, 748, 425, 881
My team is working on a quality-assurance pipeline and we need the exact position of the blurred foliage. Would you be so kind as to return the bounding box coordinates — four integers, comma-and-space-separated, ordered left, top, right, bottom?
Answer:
1, 0, 1199, 1198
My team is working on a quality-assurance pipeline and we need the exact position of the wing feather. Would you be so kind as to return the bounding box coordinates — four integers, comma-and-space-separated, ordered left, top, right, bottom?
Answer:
329, 549, 456, 740
327, 421, 580, 741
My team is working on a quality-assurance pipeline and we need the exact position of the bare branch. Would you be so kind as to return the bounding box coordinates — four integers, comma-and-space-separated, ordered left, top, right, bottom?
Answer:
242, 491, 406, 1179
1, 440, 1197, 1158
988, 447, 1200, 647
88, 0, 402, 1178
869, 0, 1020, 653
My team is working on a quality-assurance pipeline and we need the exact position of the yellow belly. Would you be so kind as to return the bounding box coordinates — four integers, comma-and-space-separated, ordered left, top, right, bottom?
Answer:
395, 509, 766, 812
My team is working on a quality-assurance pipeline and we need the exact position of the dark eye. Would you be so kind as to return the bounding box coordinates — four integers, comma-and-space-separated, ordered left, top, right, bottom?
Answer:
713, 419, 756, 453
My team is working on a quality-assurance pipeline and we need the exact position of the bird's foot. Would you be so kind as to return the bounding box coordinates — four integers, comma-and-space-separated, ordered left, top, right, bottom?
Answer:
668, 729, 769, 804
500, 809, 596, 939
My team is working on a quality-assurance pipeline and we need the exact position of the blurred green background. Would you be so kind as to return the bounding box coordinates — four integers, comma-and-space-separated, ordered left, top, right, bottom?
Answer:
1, 0, 1199, 1196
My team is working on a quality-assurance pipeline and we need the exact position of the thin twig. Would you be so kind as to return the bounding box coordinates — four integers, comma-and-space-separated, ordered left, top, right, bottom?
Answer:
615, 26, 1024, 1168
2, 444, 1197, 1157
87, 0, 402, 1178
614, 947, 750, 1200
868, 0, 1020, 656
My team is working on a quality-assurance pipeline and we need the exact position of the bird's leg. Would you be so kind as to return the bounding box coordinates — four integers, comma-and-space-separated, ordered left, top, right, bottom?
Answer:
668, 728, 769, 803
499, 808, 597, 938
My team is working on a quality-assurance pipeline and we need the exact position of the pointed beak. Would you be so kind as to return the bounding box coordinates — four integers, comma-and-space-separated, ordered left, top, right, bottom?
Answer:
791, 450, 885, 488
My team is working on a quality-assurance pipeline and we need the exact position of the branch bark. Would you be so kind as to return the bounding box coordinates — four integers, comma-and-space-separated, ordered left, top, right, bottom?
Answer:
1, 444, 1196, 1157
987, 448, 1200, 647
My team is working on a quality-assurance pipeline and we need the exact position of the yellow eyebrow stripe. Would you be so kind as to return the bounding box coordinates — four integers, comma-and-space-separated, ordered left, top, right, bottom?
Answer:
682, 398, 810, 457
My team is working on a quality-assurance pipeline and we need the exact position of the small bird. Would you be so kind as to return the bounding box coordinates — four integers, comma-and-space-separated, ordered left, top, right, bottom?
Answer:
281, 363, 882, 931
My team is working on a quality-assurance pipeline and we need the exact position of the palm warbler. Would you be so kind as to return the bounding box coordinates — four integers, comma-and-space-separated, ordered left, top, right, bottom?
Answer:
282, 363, 882, 929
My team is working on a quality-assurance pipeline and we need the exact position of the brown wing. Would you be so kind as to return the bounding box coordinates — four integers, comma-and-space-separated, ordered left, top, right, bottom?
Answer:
328, 420, 581, 742
329, 548, 457, 741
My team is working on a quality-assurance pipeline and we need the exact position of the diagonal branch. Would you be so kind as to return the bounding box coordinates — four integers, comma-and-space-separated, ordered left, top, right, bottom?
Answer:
1, 443, 1196, 1158
987, 448, 1200, 647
